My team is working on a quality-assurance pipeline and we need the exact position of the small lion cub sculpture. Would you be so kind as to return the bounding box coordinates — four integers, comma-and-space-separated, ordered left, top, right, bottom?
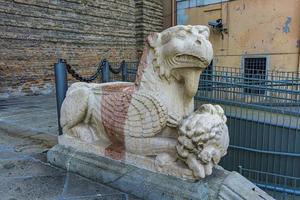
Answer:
177, 104, 229, 179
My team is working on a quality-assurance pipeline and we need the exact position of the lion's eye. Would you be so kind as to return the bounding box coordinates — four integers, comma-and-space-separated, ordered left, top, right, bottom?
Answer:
161, 34, 171, 45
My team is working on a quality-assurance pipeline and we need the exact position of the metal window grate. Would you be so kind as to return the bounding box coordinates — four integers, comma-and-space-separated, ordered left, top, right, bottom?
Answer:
244, 57, 267, 94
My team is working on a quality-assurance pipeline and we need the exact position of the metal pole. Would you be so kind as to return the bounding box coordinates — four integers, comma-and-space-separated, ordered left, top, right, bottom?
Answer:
102, 60, 110, 83
54, 59, 68, 135
122, 61, 128, 82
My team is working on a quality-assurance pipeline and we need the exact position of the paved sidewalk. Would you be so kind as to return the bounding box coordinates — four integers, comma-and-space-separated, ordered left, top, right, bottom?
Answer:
0, 95, 140, 200
0, 95, 58, 136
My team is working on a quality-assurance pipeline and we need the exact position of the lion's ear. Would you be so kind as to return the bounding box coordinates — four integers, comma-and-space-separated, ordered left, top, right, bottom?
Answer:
147, 32, 161, 48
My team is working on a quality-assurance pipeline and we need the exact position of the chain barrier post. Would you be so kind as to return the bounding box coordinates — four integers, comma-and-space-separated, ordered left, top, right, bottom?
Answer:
54, 59, 68, 135
102, 60, 110, 83
122, 61, 128, 81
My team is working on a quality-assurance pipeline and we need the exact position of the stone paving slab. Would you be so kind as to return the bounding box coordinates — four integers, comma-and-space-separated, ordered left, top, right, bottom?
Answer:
0, 120, 57, 147
0, 95, 58, 136
0, 158, 66, 178
61, 173, 128, 199
1, 175, 66, 200
0, 128, 140, 200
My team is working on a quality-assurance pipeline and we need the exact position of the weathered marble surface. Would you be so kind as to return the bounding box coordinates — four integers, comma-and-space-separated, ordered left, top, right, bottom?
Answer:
59, 25, 230, 180
48, 145, 274, 200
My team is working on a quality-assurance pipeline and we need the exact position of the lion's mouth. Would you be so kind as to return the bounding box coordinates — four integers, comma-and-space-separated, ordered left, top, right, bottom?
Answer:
173, 54, 208, 68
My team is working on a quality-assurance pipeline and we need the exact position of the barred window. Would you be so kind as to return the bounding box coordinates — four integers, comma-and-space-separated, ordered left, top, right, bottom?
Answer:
243, 57, 267, 94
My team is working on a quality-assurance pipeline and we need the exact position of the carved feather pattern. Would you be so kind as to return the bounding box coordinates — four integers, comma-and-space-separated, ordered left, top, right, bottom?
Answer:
101, 85, 168, 143
101, 85, 135, 145
125, 92, 168, 138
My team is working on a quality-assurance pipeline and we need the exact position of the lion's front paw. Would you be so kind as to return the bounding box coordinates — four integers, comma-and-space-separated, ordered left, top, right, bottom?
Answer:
154, 153, 177, 172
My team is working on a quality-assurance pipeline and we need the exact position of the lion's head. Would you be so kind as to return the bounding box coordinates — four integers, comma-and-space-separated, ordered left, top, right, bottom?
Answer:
147, 25, 213, 97
135, 25, 214, 117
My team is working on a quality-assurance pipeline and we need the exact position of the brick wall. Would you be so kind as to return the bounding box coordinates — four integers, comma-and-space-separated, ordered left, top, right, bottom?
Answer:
135, 0, 163, 56
0, 0, 163, 98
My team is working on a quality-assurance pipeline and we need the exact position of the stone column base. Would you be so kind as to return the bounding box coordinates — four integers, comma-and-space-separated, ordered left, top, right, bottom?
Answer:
47, 144, 274, 200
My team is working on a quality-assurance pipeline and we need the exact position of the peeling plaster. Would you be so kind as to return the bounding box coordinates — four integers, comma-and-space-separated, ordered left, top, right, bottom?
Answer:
282, 17, 292, 33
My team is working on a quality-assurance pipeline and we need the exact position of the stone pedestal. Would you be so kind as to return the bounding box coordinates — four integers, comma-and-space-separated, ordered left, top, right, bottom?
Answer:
48, 144, 274, 200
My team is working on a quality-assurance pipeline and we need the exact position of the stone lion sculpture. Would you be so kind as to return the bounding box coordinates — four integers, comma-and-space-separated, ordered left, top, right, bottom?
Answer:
60, 25, 229, 180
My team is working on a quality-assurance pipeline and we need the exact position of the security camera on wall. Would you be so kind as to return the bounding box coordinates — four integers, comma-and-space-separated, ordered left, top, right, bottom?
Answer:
208, 19, 228, 39
208, 19, 223, 29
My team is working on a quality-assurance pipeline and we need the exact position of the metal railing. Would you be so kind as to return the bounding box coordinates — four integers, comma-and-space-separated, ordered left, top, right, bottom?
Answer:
197, 66, 300, 199
198, 66, 300, 111
54, 60, 300, 198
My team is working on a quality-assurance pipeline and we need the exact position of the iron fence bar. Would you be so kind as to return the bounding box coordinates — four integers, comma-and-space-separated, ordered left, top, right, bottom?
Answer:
198, 84, 300, 93
199, 78, 300, 88
210, 69, 285, 75
197, 91, 300, 104
209, 67, 300, 76
238, 166, 300, 196
239, 167, 300, 181
256, 183, 300, 195
203, 73, 300, 82
195, 97, 300, 117
198, 87, 300, 100
229, 145, 300, 157
199, 80, 300, 94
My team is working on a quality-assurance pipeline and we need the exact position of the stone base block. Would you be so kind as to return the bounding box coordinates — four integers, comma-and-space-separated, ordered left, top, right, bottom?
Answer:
47, 144, 274, 200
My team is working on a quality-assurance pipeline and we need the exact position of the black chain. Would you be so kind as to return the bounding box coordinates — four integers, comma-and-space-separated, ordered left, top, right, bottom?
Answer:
66, 59, 127, 82
66, 60, 106, 82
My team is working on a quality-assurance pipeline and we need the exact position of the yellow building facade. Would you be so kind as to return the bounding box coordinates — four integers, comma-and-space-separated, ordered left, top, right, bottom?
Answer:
172, 0, 300, 72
